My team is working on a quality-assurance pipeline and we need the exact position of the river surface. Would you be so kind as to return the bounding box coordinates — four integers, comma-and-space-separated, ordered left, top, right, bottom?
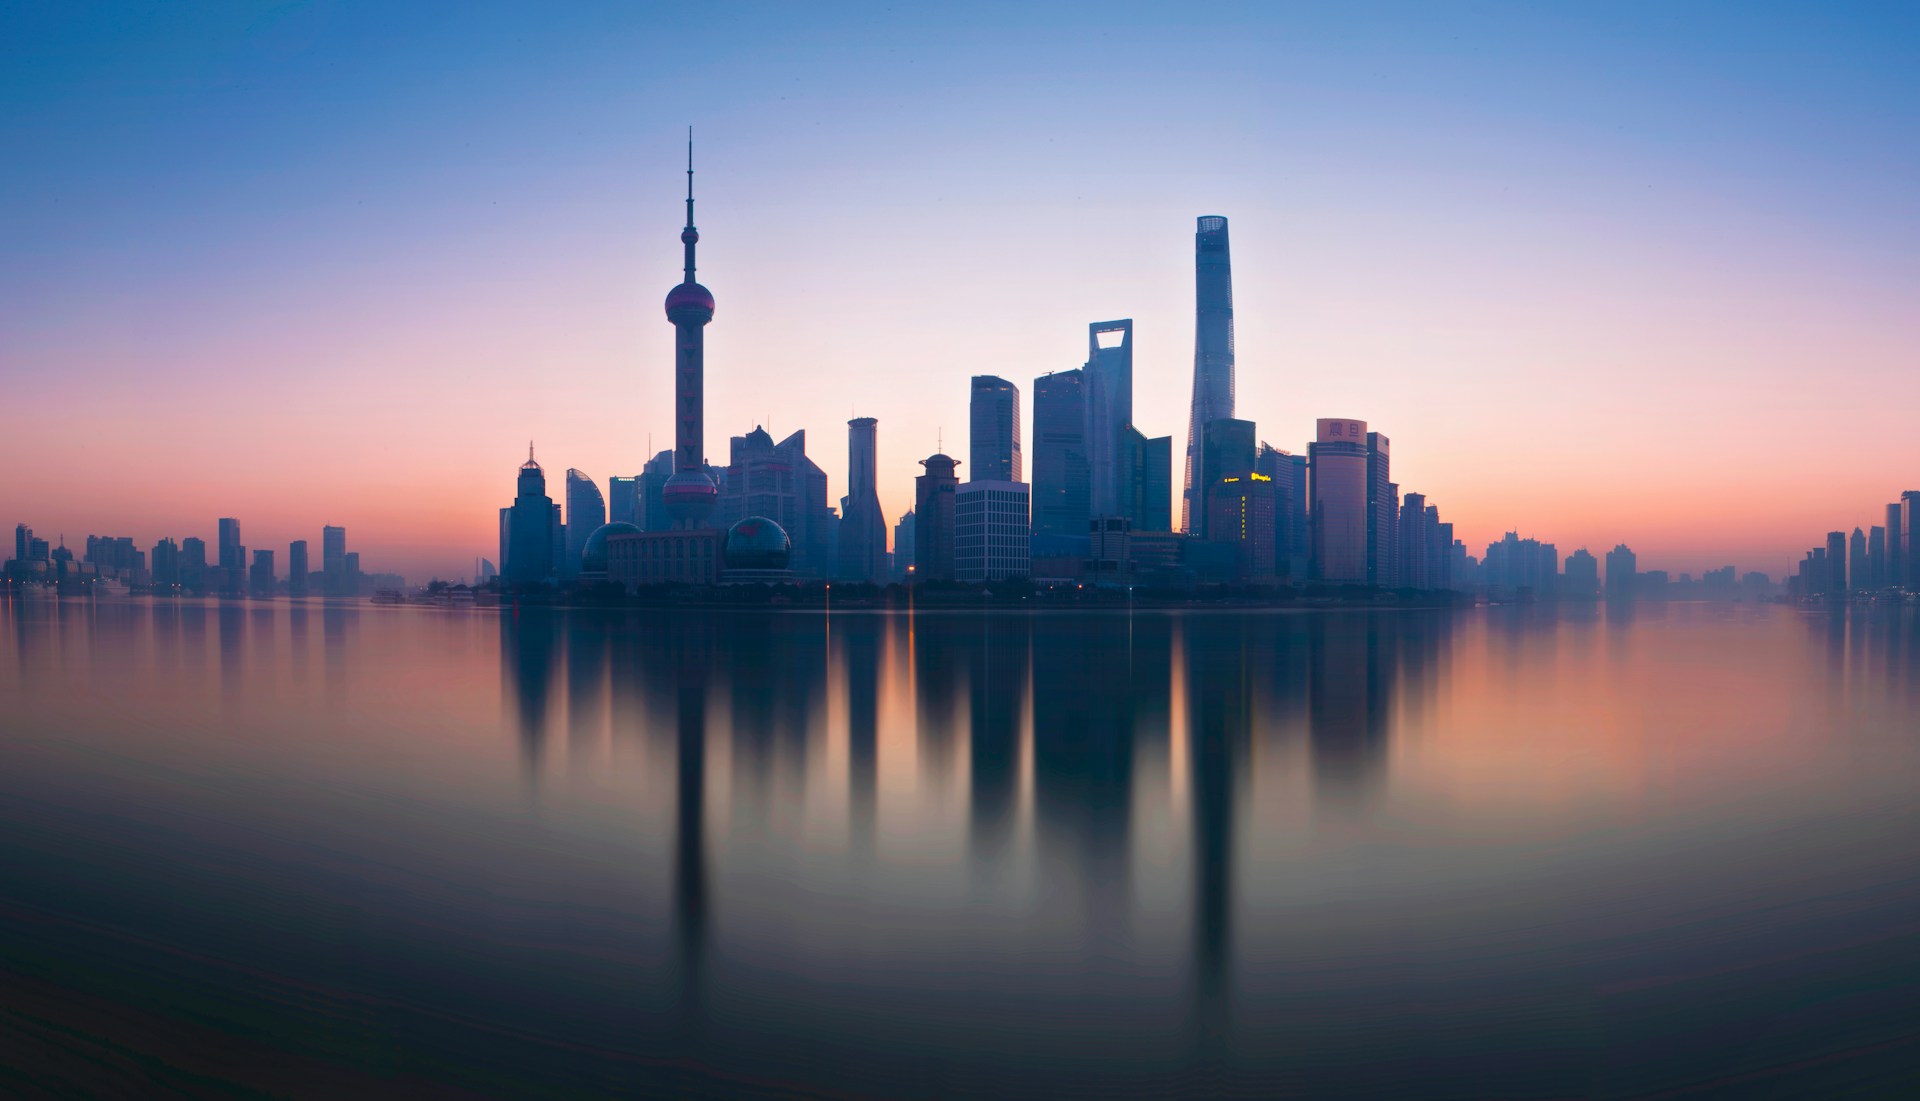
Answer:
2, 598, 1917, 1098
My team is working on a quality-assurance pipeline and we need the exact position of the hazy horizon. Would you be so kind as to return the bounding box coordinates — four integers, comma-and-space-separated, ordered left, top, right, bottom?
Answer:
7, 3, 1918, 582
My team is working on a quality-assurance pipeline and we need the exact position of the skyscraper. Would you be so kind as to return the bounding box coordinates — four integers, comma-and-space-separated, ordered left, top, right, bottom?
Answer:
1258, 445, 1309, 582
322, 525, 347, 595
956, 481, 1030, 582
1606, 544, 1638, 596
1888, 503, 1905, 589
1869, 525, 1887, 589
714, 426, 837, 577
1849, 528, 1868, 593
1032, 370, 1090, 539
1826, 531, 1847, 594
1084, 320, 1132, 517
1904, 492, 1920, 589
217, 518, 243, 571
838, 417, 888, 583
969, 376, 1022, 483
637, 449, 674, 532
1365, 431, 1394, 588
564, 470, 605, 578
249, 549, 275, 597
505, 445, 557, 583
1307, 419, 1368, 583
288, 540, 309, 597
1182, 215, 1235, 533
662, 134, 719, 529
914, 453, 961, 582
1205, 471, 1277, 584
1200, 418, 1257, 522
12, 524, 28, 565
1565, 549, 1600, 597
608, 476, 639, 528
893, 510, 917, 580
1121, 426, 1173, 533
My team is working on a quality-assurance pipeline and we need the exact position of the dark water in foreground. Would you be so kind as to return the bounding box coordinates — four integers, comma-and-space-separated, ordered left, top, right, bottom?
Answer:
2, 598, 1918, 1099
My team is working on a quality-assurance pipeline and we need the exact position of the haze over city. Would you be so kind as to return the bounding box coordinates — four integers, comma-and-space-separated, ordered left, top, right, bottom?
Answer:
6, 3, 1918, 582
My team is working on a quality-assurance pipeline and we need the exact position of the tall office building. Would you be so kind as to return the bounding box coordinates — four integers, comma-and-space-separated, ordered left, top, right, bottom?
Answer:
181, 537, 207, 592
151, 538, 181, 590
838, 417, 888, 583
956, 481, 1031, 582
914, 453, 961, 582
637, 449, 674, 532
288, 540, 309, 597
1084, 320, 1132, 516
1182, 216, 1235, 534
1869, 525, 1887, 589
1398, 493, 1432, 589
1032, 370, 1089, 539
563, 470, 605, 578
662, 135, 719, 529
321, 525, 347, 595
1365, 431, 1394, 588
893, 510, 917, 581
1121, 427, 1173, 533
1888, 503, 1905, 589
504, 445, 557, 583
1826, 531, 1847, 594
1565, 549, 1600, 597
217, 518, 243, 570
1904, 492, 1920, 589
1257, 445, 1309, 582
969, 376, 1022, 483
608, 476, 639, 528
1205, 471, 1277, 584
1849, 528, 1868, 593
1606, 544, 1638, 595
249, 549, 275, 597
12, 524, 29, 565
714, 426, 837, 578
1308, 419, 1369, 583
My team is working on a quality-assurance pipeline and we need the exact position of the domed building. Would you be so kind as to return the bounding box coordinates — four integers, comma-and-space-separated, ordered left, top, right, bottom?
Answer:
580, 521, 640, 578
721, 516, 793, 584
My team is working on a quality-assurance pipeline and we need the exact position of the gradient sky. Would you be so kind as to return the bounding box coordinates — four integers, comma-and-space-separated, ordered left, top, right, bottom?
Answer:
5, 2, 1918, 582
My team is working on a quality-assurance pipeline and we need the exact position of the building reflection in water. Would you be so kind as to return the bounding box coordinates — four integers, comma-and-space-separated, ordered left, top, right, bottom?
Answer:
495, 607, 1463, 1068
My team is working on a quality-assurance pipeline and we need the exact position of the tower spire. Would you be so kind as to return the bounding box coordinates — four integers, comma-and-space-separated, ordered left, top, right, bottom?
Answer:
682, 126, 697, 284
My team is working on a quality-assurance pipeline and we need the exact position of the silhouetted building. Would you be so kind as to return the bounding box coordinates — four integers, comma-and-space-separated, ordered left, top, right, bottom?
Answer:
1032, 369, 1089, 539
715, 425, 836, 578
1196, 418, 1256, 540
1258, 445, 1309, 582
662, 137, 720, 529
181, 537, 207, 592
217, 517, 244, 594
914, 453, 961, 582
608, 475, 639, 527
322, 525, 348, 595
1308, 419, 1369, 583
956, 481, 1030, 582
892, 510, 917, 581
1085, 320, 1132, 517
838, 417, 888, 583
1849, 527, 1868, 593
637, 449, 674, 532
1605, 544, 1637, 596
1087, 515, 1132, 584
1121, 426, 1173, 533
1869, 525, 1887, 589
969, 375, 1022, 483
563, 470, 605, 579
249, 549, 274, 597
151, 538, 181, 590
1564, 548, 1600, 597
1904, 492, 1920, 589
288, 540, 309, 597
1182, 215, 1234, 534
504, 446, 557, 583
1206, 471, 1277, 584
606, 527, 721, 588
1365, 431, 1394, 587
1484, 532, 1559, 599
1827, 530, 1848, 595
720, 516, 793, 584
1888, 503, 1905, 589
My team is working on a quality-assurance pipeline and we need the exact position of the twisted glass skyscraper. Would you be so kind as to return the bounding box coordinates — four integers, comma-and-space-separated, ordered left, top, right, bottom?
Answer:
1182, 216, 1235, 535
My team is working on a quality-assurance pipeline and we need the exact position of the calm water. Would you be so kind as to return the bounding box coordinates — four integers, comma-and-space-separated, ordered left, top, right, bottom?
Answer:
3, 598, 1918, 1098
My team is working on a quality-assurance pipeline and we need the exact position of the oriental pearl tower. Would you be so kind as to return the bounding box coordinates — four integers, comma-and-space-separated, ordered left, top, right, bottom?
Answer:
662, 130, 719, 528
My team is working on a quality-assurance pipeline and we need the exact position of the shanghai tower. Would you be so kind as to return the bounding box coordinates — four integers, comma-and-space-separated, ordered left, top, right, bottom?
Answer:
1181, 215, 1235, 535
662, 132, 719, 528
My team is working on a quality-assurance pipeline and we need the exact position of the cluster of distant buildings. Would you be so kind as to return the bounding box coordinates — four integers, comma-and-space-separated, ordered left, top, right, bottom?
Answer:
4, 520, 400, 598
489, 152, 1799, 601
1789, 493, 1920, 599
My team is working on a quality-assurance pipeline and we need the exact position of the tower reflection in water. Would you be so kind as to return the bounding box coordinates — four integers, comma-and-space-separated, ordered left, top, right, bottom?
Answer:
499, 608, 1452, 1061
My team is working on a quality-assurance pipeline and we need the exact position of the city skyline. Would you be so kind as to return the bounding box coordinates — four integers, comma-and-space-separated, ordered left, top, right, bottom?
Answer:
6, 5, 1919, 581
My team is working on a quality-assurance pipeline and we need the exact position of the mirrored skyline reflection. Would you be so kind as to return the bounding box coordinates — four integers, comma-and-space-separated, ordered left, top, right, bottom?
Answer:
5, 601, 1920, 1096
